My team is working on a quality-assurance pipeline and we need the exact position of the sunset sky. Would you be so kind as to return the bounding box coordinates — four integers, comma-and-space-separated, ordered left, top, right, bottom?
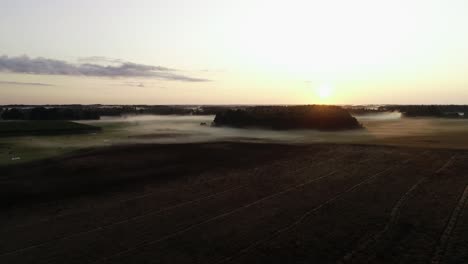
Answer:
1, 0, 468, 105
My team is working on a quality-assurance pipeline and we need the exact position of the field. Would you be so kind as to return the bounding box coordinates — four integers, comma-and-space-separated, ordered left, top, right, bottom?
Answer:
0, 120, 102, 164
0, 121, 100, 137
1, 142, 468, 264
2, 114, 468, 165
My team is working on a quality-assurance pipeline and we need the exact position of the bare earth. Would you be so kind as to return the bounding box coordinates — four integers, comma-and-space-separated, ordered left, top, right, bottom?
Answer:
1, 142, 468, 264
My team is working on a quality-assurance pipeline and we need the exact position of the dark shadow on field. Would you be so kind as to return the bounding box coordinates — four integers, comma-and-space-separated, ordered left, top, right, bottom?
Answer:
0, 142, 307, 208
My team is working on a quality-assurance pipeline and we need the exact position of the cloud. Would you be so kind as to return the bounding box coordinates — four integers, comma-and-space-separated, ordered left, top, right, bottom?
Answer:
0, 80, 54, 86
0, 55, 209, 82
77, 56, 125, 65
124, 81, 145, 87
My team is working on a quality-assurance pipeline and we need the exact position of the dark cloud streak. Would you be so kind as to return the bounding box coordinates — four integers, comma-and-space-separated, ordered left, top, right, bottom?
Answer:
124, 81, 145, 87
0, 55, 209, 82
0, 80, 54, 86
77, 56, 125, 65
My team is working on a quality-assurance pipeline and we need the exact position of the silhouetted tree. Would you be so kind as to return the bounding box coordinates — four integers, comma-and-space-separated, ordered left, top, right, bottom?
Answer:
1, 108, 25, 120
213, 105, 362, 131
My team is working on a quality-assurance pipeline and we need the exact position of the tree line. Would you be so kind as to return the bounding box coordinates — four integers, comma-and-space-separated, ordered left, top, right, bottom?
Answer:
0, 107, 100, 120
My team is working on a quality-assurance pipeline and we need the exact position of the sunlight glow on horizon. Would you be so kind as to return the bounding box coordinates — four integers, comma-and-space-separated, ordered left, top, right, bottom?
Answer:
317, 84, 333, 100
1, 0, 468, 104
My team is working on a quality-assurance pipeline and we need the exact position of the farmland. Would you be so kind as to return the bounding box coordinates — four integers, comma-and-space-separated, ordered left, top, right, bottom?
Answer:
0, 142, 467, 264
0, 121, 100, 137
2, 114, 468, 166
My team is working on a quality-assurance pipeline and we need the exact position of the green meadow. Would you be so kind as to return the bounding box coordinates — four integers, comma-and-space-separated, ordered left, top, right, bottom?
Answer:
0, 121, 121, 165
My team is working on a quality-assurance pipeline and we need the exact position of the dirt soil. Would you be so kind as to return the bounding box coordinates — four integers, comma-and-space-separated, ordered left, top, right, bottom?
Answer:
0, 142, 467, 264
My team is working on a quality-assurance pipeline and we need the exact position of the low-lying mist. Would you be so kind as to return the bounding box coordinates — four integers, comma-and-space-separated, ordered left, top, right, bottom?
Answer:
78, 112, 468, 148
3, 112, 468, 165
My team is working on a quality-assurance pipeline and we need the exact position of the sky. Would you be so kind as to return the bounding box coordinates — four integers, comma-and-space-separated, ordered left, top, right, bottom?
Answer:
1, 0, 468, 105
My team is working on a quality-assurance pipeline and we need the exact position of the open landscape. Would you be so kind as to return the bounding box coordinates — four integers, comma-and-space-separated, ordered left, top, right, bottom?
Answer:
1, 141, 468, 264
2, 1, 468, 263
1, 109, 468, 264
3, 111, 468, 165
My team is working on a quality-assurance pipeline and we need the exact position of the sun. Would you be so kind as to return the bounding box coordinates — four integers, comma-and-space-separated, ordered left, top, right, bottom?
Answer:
317, 84, 333, 99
